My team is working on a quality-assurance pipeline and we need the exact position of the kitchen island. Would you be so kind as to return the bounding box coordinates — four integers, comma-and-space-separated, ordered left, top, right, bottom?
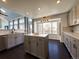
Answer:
24, 33, 48, 59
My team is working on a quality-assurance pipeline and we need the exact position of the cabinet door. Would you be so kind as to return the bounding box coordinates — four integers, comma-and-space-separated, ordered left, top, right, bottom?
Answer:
76, 1, 79, 24
16, 34, 24, 45
67, 35, 71, 53
0, 36, 6, 51
76, 40, 79, 59
24, 36, 31, 53
71, 38, 77, 59
7, 35, 16, 49
72, 6, 77, 25
30, 36, 37, 56
68, 9, 73, 26
37, 37, 43, 57
68, 6, 77, 26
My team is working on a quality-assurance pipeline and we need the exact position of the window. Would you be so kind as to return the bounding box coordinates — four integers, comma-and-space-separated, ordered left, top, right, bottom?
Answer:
19, 19, 24, 24
43, 22, 51, 34
14, 20, 18, 25
51, 22, 58, 34
19, 24, 24, 30
14, 20, 18, 29
9, 25, 13, 29
37, 23, 43, 34
34, 18, 61, 34
10, 21, 13, 26
14, 25, 18, 29
28, 18, 32, 33
34, 21, 38, 33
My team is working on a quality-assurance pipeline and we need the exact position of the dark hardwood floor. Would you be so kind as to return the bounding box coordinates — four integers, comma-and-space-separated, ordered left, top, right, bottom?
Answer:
0, 40, 72, 59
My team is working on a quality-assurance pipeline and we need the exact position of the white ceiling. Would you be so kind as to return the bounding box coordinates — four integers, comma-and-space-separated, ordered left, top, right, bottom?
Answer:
0, 0, 75, 18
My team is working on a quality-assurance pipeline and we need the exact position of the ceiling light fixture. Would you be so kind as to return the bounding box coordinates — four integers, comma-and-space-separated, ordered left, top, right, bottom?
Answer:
38, 8, 41, 11
2, 0, 6, 2
57, 0, 61, 4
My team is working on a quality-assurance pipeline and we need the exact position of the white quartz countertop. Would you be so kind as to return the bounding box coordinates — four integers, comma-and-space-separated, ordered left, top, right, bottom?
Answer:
64, 32, 79, 40
25, 33, 48, 37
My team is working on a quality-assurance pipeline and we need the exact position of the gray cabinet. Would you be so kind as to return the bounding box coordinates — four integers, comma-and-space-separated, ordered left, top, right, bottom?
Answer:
24, 35, 48, 59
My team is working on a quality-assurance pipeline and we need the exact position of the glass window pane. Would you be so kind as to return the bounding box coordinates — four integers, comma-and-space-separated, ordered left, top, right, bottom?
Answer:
10, 21, 13, 25
10, 25, 13, 29
34, 22, 38, 33
14, 25, 18, 29
14, 20, 18, 25
43, 22, 51, 34
52, 22, 58, 34
38, 23, 43, 34
19, 24, 24, 30
19, 19, 24, 23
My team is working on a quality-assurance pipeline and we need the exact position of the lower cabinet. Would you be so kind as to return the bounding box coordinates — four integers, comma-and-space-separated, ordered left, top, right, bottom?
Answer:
0, 35, 6, 51
5, 33, 24, 49
7, 34, 16, 49
15, 33, 24, 45
71, 37, 77, 59
63, 33, 78, 59
0, 33, 24, 51
76, 40, 79, 59
24, 36, 48, 59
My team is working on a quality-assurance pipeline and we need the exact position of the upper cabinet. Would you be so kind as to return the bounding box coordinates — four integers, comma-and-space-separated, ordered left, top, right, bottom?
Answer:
68, 1, 79, 26
68, 6, 77, 26
76, 1, 79, 24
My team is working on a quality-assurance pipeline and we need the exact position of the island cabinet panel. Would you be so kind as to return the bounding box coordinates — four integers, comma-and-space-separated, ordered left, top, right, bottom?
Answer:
24, 36, 31, 53
24, 34, 48, 59
30, 37, 37, 56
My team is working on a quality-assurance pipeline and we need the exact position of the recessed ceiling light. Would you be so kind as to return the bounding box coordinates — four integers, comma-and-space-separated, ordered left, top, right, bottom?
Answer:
0, 9, 6, 13
57, 0, 61, 4
38, 8, 41, 11
2, 0, 6, 2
